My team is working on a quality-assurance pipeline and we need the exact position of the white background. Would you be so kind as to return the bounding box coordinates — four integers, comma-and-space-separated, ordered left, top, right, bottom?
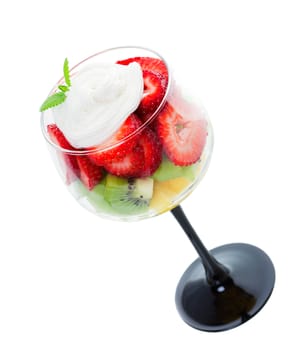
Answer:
1, 0, 294, 348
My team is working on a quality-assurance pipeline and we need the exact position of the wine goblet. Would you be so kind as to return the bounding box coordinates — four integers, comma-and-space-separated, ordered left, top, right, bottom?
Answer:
40, 46, 275, 332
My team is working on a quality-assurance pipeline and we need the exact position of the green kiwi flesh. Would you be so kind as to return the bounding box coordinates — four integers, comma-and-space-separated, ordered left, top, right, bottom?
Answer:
70, 178, 116, 214
152, 157, 197, 182
104, 174, 154, 214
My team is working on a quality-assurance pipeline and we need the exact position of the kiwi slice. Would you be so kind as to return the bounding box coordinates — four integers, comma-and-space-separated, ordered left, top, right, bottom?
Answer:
70, 178, 117, 214
87, 179, 117, 214
152, 157, 197, 182
104, 174, 154, 215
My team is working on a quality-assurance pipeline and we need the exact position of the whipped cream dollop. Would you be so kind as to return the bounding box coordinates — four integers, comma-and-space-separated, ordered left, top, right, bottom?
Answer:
53, 62, 143, 148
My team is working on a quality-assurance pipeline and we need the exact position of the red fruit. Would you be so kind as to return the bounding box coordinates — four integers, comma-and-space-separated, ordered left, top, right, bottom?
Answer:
117, 56, 168, 89
104, 127, 162, 178
156, 103, 207, 166
88, 114, 142, 166
136, 70, 165, 122
47, 124, 105, 188
137, 128, 162, 177
76, 156, 104, 190
47, 124, 80, 182
104, 144, 144, 178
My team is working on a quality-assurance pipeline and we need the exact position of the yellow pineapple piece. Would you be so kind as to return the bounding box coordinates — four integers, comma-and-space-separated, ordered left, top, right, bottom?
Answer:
150, 177, 191, 214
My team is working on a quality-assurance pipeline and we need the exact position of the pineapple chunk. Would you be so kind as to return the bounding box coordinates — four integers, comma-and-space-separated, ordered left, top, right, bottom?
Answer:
150, 177, 190, 213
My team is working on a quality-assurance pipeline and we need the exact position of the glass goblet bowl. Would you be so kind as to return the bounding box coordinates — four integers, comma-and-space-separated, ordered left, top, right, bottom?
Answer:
40, 46, 213, 221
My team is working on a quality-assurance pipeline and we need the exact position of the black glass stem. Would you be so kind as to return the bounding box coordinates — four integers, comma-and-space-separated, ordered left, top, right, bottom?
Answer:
171, 205, 229, 286
171, 205, 275, 332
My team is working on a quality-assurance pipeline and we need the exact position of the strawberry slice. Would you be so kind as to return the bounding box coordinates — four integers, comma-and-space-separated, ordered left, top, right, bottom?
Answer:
76, 156, 104, 190
47, 124, 105, 188
47, 124, 80, 182
156, 103, 207, 166
117, 56, 168, 89
88, 114, 142, 166
137, 128, 162, 177
136, 70, 165, 122
103, 144, 144, 178
104, 127, 162, 178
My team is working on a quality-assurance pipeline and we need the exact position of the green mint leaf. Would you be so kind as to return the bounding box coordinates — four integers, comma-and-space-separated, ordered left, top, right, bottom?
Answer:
58, 84, 69, 92
63, 58, 71, 87
40, 58, 71, 112
40, 92, 66, 112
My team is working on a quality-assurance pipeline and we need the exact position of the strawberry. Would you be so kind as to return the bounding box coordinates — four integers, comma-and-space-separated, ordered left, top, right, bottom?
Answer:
117, 56, 168, 89
136, 128, 162, 177
103, 144, 144, 178
76, 156, 104, 190
47, 124, 80, 182
103, 127, 162, 178
88, 114, 142, 166
156, 103, 207, 166
136, 70, 165, 122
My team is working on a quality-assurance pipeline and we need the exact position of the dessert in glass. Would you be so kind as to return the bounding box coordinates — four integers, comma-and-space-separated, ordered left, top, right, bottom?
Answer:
40, 46, 275, 331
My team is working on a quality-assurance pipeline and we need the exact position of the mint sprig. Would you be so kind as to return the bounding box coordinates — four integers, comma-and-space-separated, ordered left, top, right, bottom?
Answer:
63, 58, 71, 87
40, 58, 71, 112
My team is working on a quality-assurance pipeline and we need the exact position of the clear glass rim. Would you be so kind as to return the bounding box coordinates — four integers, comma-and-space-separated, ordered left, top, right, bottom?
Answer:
40, 45, 171, 155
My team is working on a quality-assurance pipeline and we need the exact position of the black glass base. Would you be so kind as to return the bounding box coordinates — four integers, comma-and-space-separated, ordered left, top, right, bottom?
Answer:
175, 243, 275, 332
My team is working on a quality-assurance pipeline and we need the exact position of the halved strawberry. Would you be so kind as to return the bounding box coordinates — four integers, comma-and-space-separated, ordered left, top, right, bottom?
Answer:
136, 70, 165, 122
47, 124, 80, 182
156, 103, 207, 166
137, 128, 162, 177
76, 156, 104, 190
117, 56, 168, 89
103, 127, 162, 178
103, 144, 144, 178
88, 114, 142, 166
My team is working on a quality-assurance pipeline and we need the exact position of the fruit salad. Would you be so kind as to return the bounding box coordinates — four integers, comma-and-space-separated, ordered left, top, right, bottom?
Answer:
40, 47, 212, 220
